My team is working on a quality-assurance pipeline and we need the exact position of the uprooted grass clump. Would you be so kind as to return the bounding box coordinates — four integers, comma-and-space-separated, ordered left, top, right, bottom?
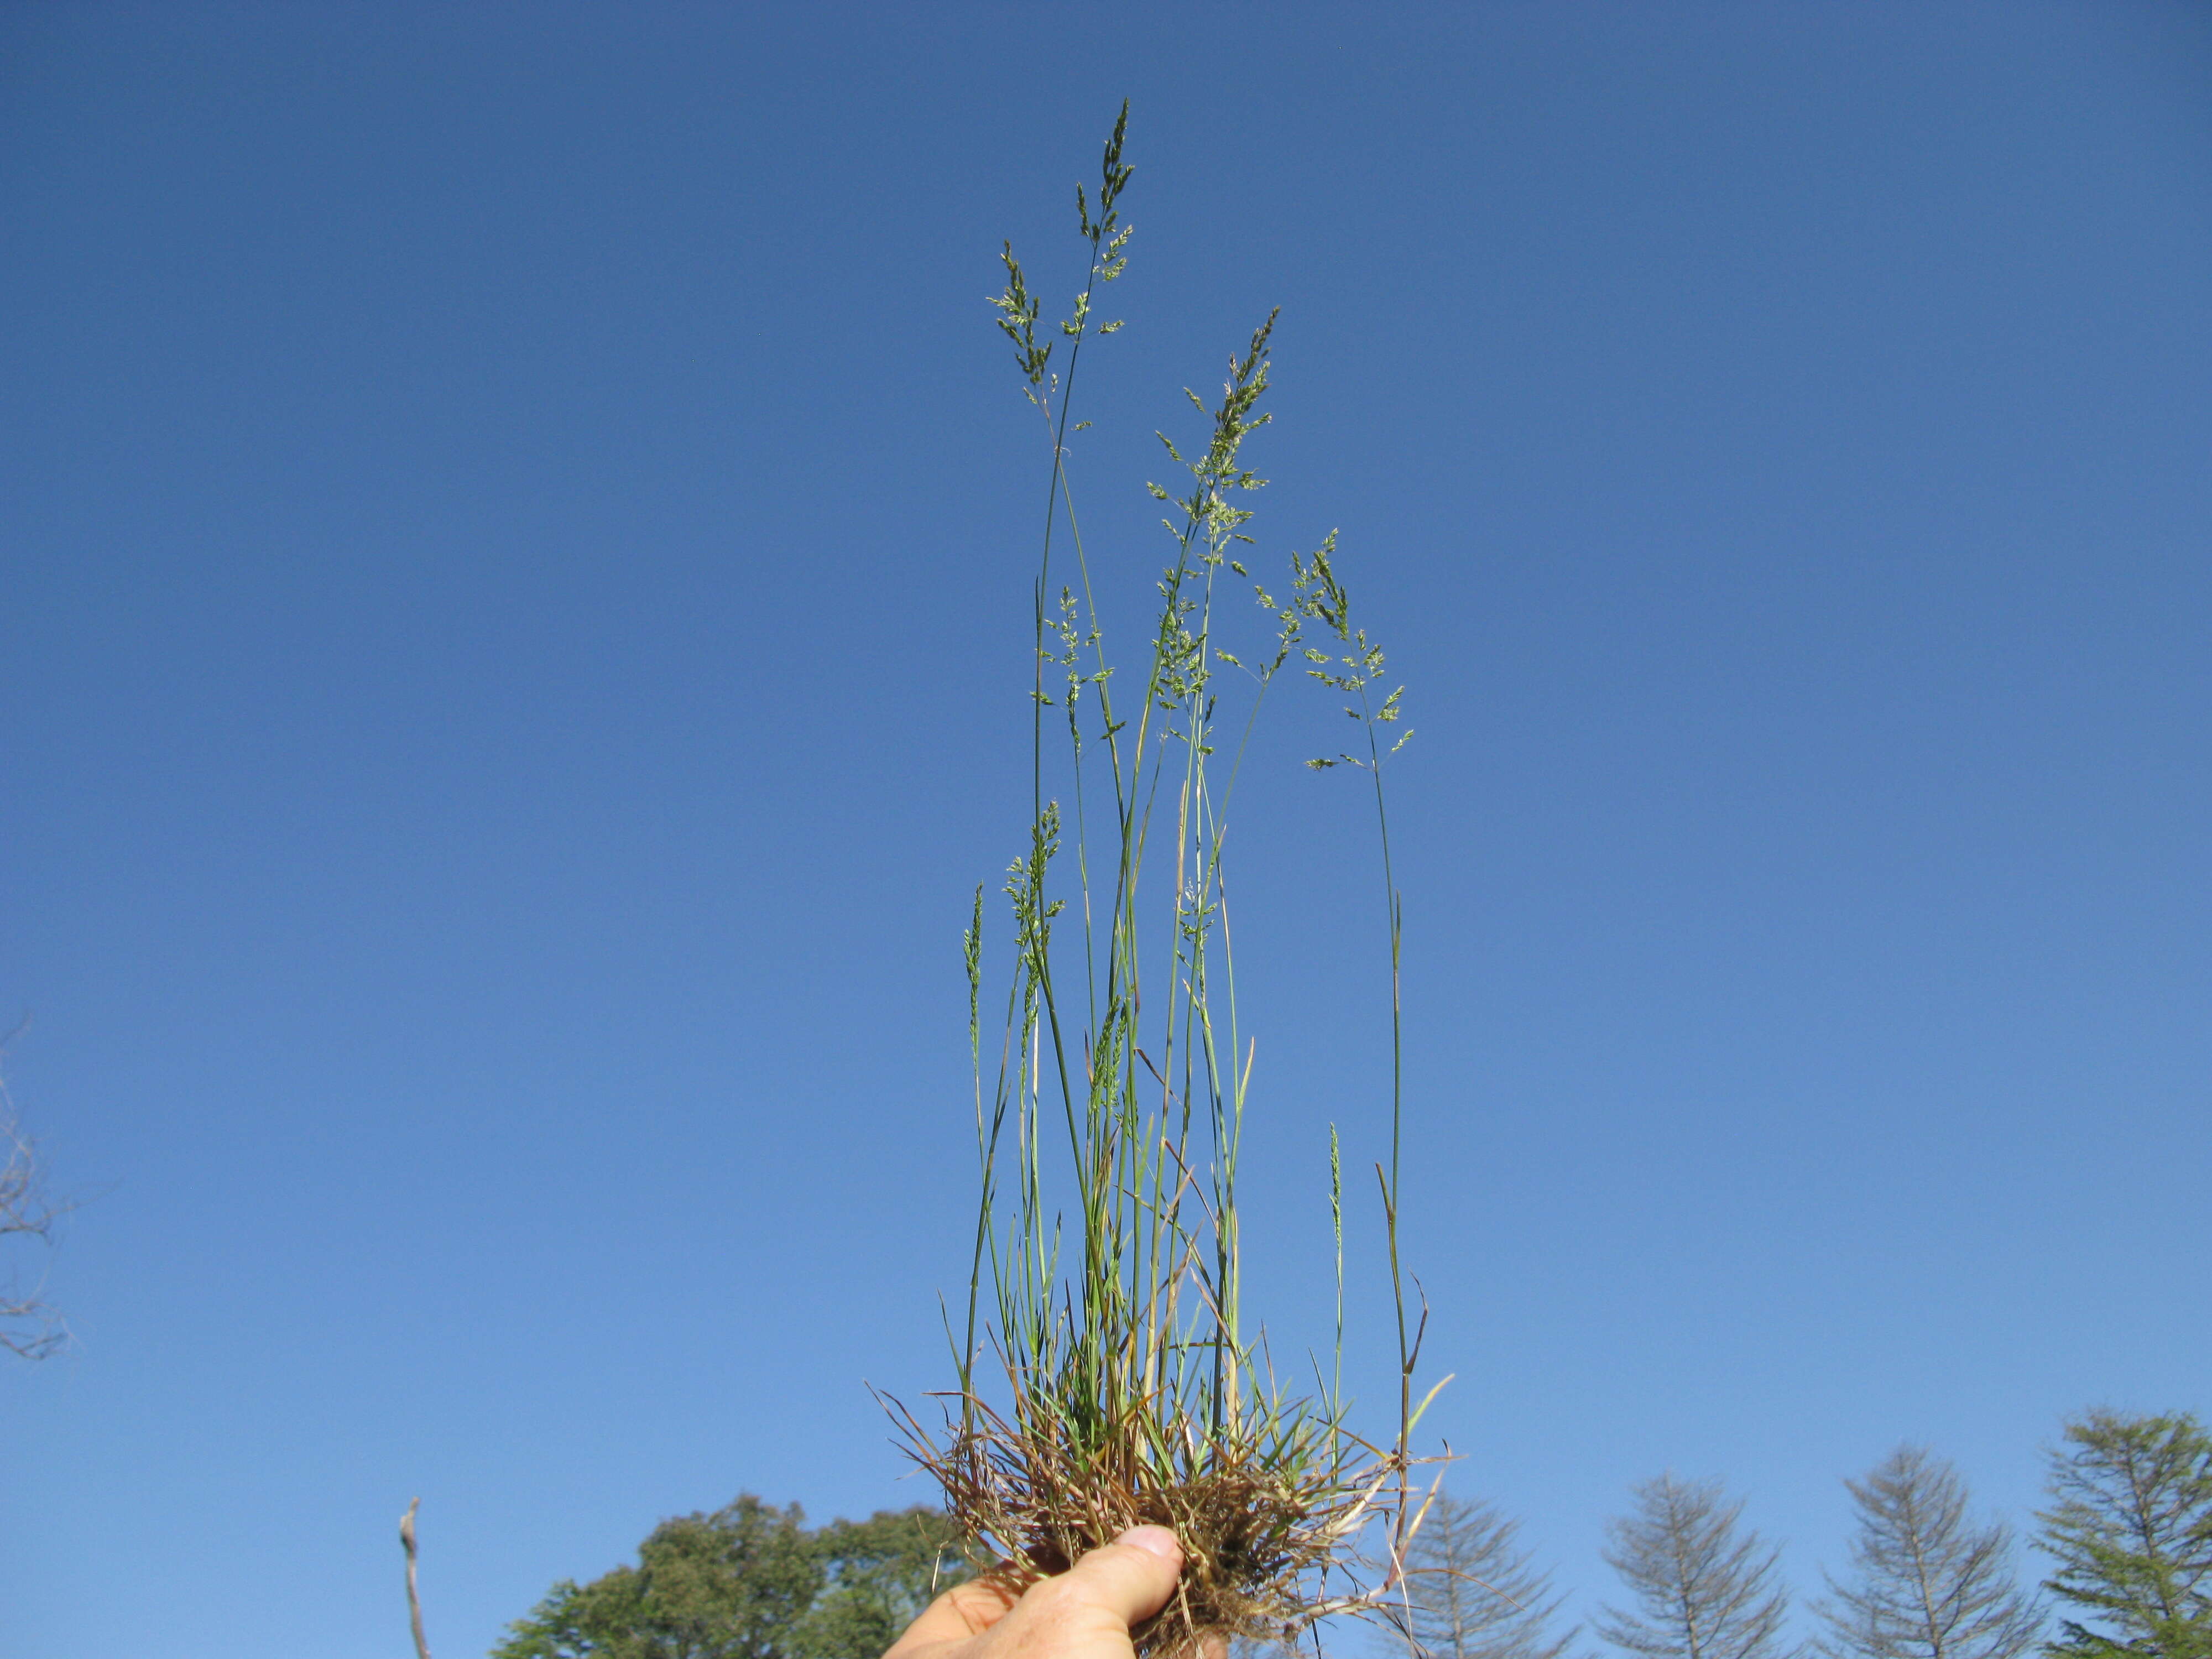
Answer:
919, 1400, 1355, 1648
886, 105, 1440, 1659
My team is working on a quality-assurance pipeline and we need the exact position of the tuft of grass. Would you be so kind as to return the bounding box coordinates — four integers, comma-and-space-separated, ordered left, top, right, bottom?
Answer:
884, 104, 1443, 1659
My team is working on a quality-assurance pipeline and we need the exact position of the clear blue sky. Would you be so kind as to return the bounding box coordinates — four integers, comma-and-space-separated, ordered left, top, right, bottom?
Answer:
5, 4, 2209, 1656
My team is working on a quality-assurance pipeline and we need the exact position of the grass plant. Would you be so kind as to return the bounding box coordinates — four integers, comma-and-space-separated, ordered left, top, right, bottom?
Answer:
886, 106, 1441, 1659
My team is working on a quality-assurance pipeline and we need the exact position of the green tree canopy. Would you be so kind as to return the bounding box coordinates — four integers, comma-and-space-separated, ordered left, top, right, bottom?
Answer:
800, 1508, 973, 1659
493, 1495, 968, 1659
2036, 1410, 2212, 1659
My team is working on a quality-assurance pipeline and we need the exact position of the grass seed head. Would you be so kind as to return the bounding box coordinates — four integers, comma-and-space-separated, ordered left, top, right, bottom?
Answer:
904, 101, 1432, 1659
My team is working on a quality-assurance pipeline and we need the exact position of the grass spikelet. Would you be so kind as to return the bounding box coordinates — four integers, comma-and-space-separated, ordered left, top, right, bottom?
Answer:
885, 103, 1440, 1659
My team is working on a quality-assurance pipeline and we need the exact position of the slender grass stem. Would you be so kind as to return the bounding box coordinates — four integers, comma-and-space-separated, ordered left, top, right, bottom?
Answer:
910, 107, 1432, 1659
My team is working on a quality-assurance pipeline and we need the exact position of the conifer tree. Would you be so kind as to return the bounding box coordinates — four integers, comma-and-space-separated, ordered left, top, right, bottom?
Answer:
2037, 1411, 2212, 1659
1815, 1445, 2041, 1659
1404, 1490, 1581, 1659
1598, 1474, 1796, 1659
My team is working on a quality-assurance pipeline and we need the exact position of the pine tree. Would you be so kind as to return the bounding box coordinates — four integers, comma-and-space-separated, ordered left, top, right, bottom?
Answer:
2036, 1410, 2212, 1659
1816, 1445, 2041, 1659
1404, 1490, 1581, 1659
1598, 1474, 1796, 1659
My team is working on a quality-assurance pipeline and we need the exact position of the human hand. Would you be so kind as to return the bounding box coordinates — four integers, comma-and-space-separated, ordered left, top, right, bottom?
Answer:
885, 1527, 1190, 1659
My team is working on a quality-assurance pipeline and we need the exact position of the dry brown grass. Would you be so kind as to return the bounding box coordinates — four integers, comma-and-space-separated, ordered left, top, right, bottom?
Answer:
884, 1374, 1431, 1659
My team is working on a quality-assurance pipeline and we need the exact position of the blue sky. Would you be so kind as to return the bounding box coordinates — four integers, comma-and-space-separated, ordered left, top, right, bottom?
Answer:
4, 4, 2209, 1656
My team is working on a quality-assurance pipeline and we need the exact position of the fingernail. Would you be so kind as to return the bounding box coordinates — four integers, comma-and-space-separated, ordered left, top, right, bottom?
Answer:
1117, 1525, 1182, 1566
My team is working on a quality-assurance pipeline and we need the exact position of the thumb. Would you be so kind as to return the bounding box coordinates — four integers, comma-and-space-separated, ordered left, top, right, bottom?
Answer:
1055, 1526, 1185, 1628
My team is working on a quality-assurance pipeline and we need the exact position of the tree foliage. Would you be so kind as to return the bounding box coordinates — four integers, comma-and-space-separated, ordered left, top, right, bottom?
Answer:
1598, 1474, 1796, 1659
2036, 1411, 2212, 1659
1815, 1445, 2041, 1659
1403, 1490, 1582, 1659
493, 1496, 967, 1659
801, 1509, 973, 1659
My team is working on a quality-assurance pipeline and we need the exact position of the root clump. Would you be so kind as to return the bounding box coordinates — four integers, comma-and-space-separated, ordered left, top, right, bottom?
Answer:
900, 1390, 1400, 1659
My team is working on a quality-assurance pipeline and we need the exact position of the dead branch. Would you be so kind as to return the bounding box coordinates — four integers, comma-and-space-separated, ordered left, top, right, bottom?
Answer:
400, 1496, 432, 1659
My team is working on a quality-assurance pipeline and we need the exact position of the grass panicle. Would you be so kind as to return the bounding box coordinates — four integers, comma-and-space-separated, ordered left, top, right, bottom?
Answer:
886, 105, 1443, 1658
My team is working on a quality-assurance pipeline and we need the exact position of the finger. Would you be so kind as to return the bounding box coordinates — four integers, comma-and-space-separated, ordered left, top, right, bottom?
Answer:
886, 1576, 1020, 1659
1028, 1526, 1185, 1630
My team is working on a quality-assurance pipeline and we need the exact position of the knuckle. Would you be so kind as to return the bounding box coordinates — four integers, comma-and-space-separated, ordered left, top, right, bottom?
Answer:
1020, 1577, 1079, 1621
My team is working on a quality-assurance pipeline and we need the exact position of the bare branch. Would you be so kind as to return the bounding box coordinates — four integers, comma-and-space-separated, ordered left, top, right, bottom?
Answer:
401, 1496, 433, 1659
1402, 1488, 1585, 1659
1598, 1474, 1796, 1659
1814, 1446, 2041, 1659
0, 1035, 67, 1361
